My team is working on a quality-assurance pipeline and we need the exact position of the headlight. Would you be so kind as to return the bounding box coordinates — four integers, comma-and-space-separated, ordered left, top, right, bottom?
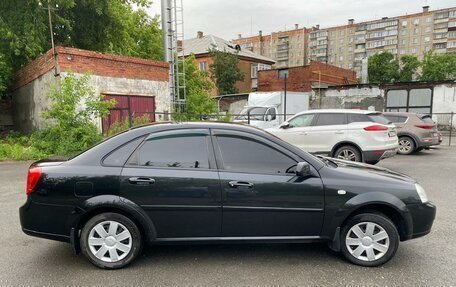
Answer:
415, 183, 428, 203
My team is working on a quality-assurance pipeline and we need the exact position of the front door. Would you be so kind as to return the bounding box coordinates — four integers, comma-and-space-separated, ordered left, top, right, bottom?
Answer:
212, 129, 325, 237
275, 113, 317, 152
120, 129, 221, 238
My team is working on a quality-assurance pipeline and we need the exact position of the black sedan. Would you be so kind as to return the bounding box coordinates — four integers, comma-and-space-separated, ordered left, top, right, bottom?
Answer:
20, 122, 436, 269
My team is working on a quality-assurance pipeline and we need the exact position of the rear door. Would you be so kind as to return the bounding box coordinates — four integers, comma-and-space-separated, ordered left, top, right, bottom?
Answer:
309, 113, 348, 154
212, 129, 325, 237
119, 129, 222, 238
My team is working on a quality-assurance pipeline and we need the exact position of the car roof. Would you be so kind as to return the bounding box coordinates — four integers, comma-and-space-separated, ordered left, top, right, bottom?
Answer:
383, 112, 418, 116
294, 109, 380, 116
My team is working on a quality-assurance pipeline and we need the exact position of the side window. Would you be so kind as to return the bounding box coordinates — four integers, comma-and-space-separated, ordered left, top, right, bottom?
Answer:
267, 108, 276, 120
129, 135, 210, 169
103, 136, 145, 166
397, 116, 408, 123
347, 114, 370, 123
383, 115, 398, 123
314, 113, 346, 126
288, 114, 315, 128
216, 136, 297, 174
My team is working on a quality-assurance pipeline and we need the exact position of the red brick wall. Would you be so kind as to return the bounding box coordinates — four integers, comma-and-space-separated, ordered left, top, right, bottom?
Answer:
12, 46, 169, 91
257, 61, 357, 92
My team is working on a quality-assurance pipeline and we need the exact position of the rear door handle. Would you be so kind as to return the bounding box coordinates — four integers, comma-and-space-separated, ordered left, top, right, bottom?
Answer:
335, 131, 344, 134
228, 181, 254, 188
299, 132, 308, 135
129, 177, 155, 185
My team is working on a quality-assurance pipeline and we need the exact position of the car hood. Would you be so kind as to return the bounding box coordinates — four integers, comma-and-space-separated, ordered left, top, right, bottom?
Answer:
323, 157, 415, 184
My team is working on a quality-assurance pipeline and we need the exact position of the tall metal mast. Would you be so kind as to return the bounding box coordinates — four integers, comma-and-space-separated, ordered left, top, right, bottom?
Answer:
161, 0, 186, 112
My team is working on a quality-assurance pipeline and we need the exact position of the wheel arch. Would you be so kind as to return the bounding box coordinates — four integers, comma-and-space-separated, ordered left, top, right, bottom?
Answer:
70, 195, 157, 253
330, 141, 363, 161
327, 192, 413, 251
398, 133, 419, 148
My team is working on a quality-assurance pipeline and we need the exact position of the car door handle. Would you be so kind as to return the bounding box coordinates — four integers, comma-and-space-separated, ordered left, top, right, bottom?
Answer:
299, 132, 308, 135
335, 131, 344, 134
228, 181, 254, 188
128, 177, 155, 185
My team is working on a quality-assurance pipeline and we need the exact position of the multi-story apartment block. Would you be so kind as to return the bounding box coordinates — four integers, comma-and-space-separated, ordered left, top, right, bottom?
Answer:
233, 6, 456, 78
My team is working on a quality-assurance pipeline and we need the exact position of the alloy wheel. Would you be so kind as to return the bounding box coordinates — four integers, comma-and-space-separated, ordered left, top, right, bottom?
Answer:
88, 221, 132, 263
399, 139, 412, 153
337, 149, 357, 161
345, 222, 390, 262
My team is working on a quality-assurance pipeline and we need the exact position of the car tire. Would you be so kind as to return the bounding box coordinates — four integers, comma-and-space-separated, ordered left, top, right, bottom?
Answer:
334, 145, 362, 162
80, 212, 143, 269
341, 213, 399, 267
414, 147, 424, 153
398, 136, 415, 155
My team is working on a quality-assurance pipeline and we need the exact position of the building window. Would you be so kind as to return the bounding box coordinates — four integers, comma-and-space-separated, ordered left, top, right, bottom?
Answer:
402, 21, 407, 27
425, 26, 431, 33
413, 19, 419, 25
251, 63, 271, 79
401, 39, 407, 45
425, 37, 430, 42
401, 30, 407, 36
339, 39, 344, 44
413, 38, 418, 44
424, 46, 430, 52
411, 48, 417, 54
426, 17, 431, 23
339, 55, 344, 61
198, 61, 207, 71
414, 28, 419, 34
400, 49, 405, 54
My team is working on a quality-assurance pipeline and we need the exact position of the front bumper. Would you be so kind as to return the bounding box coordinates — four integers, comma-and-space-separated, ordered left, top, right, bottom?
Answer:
405, 201, 436, 240
363, 148, 398, 163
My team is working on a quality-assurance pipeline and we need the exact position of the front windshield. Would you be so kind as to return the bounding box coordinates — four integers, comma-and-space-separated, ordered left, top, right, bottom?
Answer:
235, 107, 268, 121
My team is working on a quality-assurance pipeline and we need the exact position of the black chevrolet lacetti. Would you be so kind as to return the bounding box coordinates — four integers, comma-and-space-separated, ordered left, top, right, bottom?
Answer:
20, 122, 436, 269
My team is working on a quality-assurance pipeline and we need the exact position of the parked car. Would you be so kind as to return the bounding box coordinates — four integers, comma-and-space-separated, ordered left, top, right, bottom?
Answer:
266, 109, 398, 164
382, 112, 441, 155
20, 122, 435, 269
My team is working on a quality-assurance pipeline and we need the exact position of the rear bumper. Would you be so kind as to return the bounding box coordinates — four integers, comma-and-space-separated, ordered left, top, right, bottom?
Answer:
19, 197, 72, 243
363, 148, 398, 163
404, 202, 436, 240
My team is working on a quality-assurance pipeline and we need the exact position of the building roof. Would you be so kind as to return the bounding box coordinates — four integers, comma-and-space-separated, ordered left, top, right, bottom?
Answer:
182, 34, 275, 64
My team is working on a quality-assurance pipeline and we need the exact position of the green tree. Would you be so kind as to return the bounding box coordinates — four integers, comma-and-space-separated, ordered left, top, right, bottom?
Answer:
209, 49, 244, 95
35, 73, 116, 155
368, 51, 399, 83
420, 51, 456, 81
398, 55, 421, 82
0, 52, 10, 94
174, 55, 216, 120
0, 0, 162, 96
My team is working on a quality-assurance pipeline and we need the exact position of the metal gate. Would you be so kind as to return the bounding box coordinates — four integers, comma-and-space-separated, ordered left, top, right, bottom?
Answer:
102, 95, 156, 133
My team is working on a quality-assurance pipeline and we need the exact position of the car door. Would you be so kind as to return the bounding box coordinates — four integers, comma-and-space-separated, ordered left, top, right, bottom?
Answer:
119, 129, 222, 238
309, 113, 348, 154
212, 129, 325, 237
273, 113, 317, 152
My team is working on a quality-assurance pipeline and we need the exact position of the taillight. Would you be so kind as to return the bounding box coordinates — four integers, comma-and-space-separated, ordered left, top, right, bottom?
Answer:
364, 125, 388, 131
415, 124, 434, 130
26, 167, 42, 195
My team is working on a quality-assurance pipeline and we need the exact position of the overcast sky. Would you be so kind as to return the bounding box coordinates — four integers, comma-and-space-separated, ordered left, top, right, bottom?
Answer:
147, 0, 455, 40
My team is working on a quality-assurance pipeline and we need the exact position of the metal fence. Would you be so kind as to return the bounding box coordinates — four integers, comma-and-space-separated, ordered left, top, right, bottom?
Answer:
118, 111, 456, 146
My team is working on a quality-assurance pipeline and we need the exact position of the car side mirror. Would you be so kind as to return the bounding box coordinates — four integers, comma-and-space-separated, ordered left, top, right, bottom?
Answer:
280, 122, 290, 129
266, 114, 272, 122
296, 162, 311, 177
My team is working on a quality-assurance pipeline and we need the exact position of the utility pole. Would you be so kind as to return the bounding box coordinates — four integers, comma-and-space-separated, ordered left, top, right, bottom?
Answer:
40, 0, 58, 75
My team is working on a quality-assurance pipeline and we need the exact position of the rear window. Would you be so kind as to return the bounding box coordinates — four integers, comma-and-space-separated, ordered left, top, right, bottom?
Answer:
367, 113, 390, 124
348, 113, 390, 124
420, 115, 435, 124
384, 115, 408, 123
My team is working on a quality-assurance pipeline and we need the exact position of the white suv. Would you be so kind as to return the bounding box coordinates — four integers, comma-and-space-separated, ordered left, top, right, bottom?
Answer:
266, 109, 398, 164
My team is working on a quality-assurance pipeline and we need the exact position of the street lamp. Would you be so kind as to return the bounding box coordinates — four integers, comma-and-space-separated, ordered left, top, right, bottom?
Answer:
278, 68, 289, 121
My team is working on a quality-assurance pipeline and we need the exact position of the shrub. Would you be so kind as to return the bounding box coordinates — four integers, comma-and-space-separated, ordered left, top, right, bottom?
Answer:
105, 114, 151, 137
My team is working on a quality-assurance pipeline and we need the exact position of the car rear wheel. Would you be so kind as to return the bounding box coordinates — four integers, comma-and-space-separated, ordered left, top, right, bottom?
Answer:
334, 145, 362, 162
80, 212, 142, 269
341, 213, 399, 267
398, 136, 415, 155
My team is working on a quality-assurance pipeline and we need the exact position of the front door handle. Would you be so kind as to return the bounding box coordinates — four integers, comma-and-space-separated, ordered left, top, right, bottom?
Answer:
299, 132, 308, 135
228, 181, 254, 188
129, 177, 155, 185
335, 131, 344, 134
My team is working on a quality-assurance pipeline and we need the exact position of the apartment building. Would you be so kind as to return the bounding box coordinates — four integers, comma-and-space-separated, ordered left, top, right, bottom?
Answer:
233, 5, 456, 78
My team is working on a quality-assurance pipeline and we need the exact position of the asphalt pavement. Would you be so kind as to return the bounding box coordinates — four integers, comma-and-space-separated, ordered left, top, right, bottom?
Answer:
1, 146, 455, 286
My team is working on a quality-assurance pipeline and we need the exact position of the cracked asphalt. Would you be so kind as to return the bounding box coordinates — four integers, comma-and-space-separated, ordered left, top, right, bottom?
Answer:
0, 146, 455, 286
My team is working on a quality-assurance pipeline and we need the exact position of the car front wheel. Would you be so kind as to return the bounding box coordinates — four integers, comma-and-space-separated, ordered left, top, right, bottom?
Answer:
80, 212, 143, 269
341, 213, 399, 267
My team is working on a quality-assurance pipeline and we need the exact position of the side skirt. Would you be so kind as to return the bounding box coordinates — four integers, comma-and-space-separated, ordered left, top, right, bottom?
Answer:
152, 236, 326, 245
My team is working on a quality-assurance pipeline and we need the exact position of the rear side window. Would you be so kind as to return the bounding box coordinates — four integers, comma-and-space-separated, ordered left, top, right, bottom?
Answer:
384, 115, 408, 123
347, 114, 370, 123
129, 135, 210, 169
103, 136, 145, 166
314, 113, 346, 126
216, 136, 296, 174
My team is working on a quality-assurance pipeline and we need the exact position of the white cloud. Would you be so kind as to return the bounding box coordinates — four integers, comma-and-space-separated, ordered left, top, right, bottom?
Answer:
147, 0, 455, 40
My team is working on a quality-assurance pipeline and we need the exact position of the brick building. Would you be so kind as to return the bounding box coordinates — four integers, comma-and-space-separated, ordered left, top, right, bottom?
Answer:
11, 46, 170, 134
182, 32, 275, 95
233, 5, 456, 78
257, 61, 357, 93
